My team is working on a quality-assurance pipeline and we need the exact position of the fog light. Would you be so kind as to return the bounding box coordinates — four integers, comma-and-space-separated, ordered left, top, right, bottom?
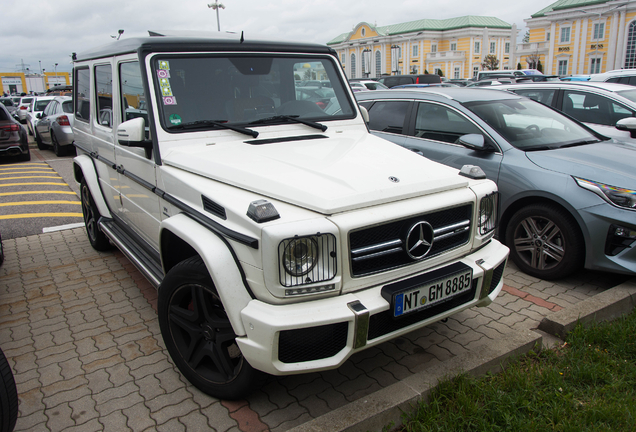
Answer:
605, 224, 636, 256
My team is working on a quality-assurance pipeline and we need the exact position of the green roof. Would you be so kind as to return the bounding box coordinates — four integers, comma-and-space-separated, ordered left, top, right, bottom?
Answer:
327, 16, 511, 45
531, 0, 611, 18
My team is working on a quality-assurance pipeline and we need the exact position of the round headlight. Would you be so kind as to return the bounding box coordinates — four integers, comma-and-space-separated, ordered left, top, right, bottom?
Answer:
283, 238, 318, 276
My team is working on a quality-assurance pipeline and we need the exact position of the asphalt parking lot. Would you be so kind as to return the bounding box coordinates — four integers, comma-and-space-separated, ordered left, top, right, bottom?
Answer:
0, 140, 634, 432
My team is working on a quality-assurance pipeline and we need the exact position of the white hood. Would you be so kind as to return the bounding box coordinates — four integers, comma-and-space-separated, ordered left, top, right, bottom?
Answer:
162, 130, 469, 214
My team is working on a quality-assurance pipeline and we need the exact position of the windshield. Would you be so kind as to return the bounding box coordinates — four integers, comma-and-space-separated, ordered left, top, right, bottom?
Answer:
152, 54, 355, 131
464, 98, 603, 150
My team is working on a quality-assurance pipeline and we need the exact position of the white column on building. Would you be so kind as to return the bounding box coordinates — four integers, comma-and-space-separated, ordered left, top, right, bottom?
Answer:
579, 19, 588, 74
607, 12, 619, 69
482, 27, 488, 63
510, 24, 517, 70
547, 22, 557, 74
573, 19, 581, 74
614, 10, 627, 69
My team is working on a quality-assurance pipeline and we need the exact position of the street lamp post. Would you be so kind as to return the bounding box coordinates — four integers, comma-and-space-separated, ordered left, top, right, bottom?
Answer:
208, 1, 225, 32
54, 63, 58, 87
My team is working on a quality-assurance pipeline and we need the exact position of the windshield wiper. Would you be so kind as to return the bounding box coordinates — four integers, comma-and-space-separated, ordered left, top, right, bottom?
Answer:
248, 115, 327, 132
167, 120, 258, 138
558, 139, 602, 149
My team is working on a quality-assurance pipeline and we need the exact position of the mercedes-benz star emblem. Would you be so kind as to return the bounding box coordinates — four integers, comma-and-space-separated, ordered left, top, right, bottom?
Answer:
405, 221, 434, 260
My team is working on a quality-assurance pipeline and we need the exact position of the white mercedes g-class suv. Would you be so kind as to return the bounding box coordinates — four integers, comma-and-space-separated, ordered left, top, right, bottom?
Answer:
72, 33, 509, 399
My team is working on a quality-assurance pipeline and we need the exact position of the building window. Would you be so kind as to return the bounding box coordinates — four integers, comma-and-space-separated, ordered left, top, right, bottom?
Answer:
341, 53, 345, 65
361, 28, 366, 37
375, 50, 381, 77
505, 42, 510, 54
560, 27, 571, 43
626, 21, 636, 69
593, 23, 605, 40
473, 66, 479, 78
474, 41, 480, 54
450, 42, 457, 51
547, 32, 551, 41
434, 67, 441, 75
590, 58, 602, 74
454, 67, 460, 79
558, 59, 568, 76
413, 44, 418, 57
431, 44, 437, 53
490, 42, 496, 54
351, 53, 356, 78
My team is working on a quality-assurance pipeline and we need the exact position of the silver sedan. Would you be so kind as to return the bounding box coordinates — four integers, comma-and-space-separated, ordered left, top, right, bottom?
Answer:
34, 96, 75, 156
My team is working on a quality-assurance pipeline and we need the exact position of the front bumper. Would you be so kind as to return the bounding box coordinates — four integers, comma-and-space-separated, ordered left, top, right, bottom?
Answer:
237, 240, 509, 375
579, 202, 636, 275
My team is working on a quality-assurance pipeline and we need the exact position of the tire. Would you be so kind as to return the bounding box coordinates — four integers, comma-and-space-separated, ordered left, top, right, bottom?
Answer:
158, 257, 260, 400
34, 130, 46, 150
27, 122, 33, 136
80, 180, 111, 251
52, 132, 66, 157
0, 347, 18, 432
505, 203, 583, 280
18, 149, 30, 162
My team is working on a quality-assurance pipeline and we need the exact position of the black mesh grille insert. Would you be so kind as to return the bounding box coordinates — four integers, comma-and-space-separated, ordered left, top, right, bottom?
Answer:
349, 204, 473, 277
278, 322, 348, 363
488, 260, 506, 295
368, 280, 478, 340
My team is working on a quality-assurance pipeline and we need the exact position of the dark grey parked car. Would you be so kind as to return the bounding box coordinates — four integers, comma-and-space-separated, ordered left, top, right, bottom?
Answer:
356, 88, 636, 280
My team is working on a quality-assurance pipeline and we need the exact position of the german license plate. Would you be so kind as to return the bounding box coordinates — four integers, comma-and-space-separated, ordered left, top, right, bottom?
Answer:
391, 267, 472, 317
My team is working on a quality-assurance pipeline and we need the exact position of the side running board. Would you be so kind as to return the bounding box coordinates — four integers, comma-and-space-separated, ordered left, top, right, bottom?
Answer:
99, 218, 164, 288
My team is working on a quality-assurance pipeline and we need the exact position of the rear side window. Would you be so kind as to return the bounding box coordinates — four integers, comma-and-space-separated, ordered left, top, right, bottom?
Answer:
74, 67, 91, 123
95, 64, 113, 128
120, 61, 148, 126
62, 100, 73, 114
366, 101, 409, 134
513, 89, 556, 106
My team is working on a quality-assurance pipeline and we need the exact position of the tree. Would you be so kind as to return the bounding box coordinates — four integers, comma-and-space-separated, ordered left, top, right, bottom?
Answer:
437, 69, 444, 77
526, 51, 540, 69
523, 30, 530, 43
517, 62, 522, 70
481, 54, 499, 71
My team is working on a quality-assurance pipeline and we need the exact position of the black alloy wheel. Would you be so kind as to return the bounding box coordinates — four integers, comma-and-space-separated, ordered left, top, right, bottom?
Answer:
80, 180, 111, 251
158, 257, 259, 400
506, 203, 583, 280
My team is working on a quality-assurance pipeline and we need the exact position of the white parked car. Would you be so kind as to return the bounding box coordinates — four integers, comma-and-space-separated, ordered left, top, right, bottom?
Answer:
25, 96, 55, 136
72, 33, 508, 400
15, 96, 34, 123
496, 81, 636, 144
588, 69, 636, 86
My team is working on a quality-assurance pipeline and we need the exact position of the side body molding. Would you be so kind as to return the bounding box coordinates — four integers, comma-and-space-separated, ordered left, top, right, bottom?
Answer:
160, 214, 252, 336
73, 155, 112, 219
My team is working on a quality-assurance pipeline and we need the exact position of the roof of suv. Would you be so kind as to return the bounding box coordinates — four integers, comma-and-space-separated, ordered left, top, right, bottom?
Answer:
355, 87, 522, 104
75, 33, 336, 62
589, 69, 636, 81
497, 81, 636, 94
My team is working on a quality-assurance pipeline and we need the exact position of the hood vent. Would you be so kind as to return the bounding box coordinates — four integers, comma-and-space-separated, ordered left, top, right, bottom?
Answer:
202, 195, 227, 220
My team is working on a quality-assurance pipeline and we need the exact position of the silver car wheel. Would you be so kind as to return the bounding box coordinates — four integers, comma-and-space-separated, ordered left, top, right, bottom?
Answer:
513, 215, 565, 271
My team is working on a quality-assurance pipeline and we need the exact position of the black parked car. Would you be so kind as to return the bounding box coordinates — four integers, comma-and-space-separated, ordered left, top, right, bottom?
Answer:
377, 74, 442, 88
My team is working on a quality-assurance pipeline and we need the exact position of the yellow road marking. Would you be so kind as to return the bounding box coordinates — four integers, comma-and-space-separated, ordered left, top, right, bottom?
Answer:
0, 201, 80, 207
0, 182, 67, 187
0, 191, 77, 196
0, 164, 49, 170
0, 170, 56, 174
0, 213, 83, 220
0, 176, 63, 180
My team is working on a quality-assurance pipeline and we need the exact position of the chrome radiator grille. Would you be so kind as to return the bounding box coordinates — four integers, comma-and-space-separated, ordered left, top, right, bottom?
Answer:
349, 204, 473, 277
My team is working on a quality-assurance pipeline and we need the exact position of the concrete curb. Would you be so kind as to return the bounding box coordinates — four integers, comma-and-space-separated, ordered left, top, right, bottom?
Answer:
288, 330, 541, 432
539, 278, 636, 338
290, 277, 636, 432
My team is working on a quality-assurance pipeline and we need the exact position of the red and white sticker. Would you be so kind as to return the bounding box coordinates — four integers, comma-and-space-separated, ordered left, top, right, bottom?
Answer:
163, 96, 177, 105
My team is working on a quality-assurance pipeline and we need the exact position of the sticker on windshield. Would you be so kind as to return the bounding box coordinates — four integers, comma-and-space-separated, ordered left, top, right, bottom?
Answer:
157, 69, 170, 79
161, 85, 173, 97
169, 114, 182, 125
163, 96, 177, 105
159, 60, 170, 70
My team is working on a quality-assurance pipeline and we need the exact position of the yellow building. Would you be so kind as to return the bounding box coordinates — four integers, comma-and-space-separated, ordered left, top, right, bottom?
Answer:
520, 0, 636, 76
1, 72, 70, 95
327, 16, 517, 79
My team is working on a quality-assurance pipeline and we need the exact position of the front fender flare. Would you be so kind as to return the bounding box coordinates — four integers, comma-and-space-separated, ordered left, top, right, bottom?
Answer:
160, 214, 253, 336
73, 155, 112, 219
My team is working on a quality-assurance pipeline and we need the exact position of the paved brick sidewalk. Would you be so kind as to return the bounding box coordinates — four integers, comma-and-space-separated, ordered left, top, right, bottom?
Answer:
0, 229, 629, 431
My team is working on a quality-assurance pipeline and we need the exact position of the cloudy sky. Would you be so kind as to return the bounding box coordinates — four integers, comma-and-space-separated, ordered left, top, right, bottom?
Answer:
2, 0, 550, 74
